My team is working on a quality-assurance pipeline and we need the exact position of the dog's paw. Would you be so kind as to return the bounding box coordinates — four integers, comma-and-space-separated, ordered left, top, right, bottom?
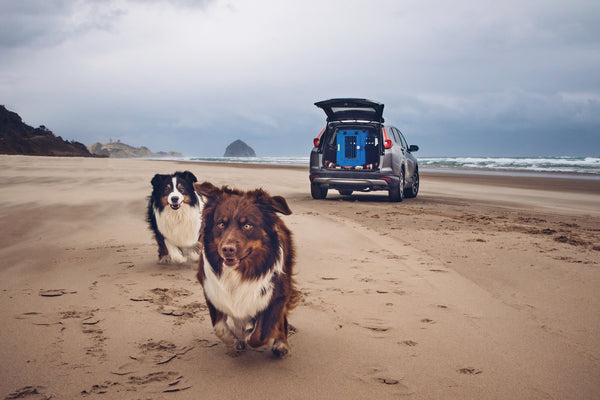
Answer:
158, 253, 185, 264
223, 338, 247, 357
214, 321, 235, 345
170, 252, 186, 264
271, 339, 290, 358
243, 319, 256, 341
226, 346, 245, 358
188, 251, 200, 262
158, 255, 171, 264
234, 340, 246, 352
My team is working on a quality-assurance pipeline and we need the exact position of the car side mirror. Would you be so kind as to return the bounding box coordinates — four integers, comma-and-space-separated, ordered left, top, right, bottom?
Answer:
409, 145, 419, 152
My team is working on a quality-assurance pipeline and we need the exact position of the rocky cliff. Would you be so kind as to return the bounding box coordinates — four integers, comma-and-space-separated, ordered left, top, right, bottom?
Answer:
87, 142, 183, 158
0, 105, 93, 157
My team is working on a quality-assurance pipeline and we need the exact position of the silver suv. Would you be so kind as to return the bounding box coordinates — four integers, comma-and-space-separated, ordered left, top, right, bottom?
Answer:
309, 98, 419, 202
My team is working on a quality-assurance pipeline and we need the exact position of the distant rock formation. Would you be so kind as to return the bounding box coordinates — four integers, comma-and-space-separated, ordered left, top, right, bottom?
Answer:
0, 105, 93, 157
224, 139, 256, 157
87, 141, 183, 158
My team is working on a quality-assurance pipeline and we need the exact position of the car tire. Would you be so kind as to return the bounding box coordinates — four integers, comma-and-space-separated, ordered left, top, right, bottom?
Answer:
388, 170, 404, 202
311, 183, 328, 199
338, 190, 353, 196
404, 169, 419, 198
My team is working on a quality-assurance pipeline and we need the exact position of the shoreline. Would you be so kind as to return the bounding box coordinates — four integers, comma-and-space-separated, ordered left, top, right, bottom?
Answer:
421, 167, 600, 180
170, 158, 600, 195
174, 154, 600, 177
171, 157, 600, 178
421, 170, 600, 195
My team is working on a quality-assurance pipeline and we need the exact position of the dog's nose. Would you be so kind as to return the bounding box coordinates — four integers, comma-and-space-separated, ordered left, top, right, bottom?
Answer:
170, 195, 180, 203
221, 244, 236, 257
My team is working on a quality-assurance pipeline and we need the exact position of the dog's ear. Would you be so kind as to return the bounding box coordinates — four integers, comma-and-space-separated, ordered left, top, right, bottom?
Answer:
253, 190, 292, 215
194, 181, 221, 201
181, 170, 198, 183
269, 195, 292, 215
151, 173, 166, 187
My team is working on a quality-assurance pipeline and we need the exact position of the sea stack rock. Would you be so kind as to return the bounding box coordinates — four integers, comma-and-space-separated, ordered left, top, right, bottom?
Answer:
224, 139, 256, 157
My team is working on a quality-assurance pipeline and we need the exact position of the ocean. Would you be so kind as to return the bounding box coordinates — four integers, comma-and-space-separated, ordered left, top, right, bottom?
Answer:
177, 156, 600, 177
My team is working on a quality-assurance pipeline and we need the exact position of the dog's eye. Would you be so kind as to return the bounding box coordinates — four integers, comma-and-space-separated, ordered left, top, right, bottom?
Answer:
242, 223, 253, 231
216, 222, 226, 230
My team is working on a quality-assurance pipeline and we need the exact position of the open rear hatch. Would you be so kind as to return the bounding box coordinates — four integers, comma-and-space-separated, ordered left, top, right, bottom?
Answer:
315, 98, 384, 123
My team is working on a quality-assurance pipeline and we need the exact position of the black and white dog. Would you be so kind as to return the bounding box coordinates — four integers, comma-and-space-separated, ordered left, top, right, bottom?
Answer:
147, 171, 203, 264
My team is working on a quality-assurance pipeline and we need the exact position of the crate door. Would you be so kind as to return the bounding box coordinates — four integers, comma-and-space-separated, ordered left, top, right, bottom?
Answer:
337, 130, 366, 167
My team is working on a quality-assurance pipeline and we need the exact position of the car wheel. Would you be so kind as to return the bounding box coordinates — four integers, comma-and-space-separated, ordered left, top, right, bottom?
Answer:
311, 183, 328, 199
338, 190, 353, 196
388, 170, 404, 202
404, 169, 419, 198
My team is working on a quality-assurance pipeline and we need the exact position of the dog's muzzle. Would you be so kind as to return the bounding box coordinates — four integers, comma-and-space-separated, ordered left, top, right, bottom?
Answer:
221, 248, 252, 267
168, 195, 182, 210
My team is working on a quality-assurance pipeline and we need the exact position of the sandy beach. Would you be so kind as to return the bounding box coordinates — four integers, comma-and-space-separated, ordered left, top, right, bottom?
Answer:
0, 154, 598, 399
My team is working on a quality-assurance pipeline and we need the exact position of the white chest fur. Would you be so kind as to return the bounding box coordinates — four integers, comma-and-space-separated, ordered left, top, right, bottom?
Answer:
154, 200, 202, 248
202, 248, 284, 320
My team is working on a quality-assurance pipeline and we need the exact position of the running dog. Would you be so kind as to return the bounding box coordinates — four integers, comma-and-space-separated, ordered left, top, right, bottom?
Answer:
147, 171, 203, 264
194, 181, 299, 357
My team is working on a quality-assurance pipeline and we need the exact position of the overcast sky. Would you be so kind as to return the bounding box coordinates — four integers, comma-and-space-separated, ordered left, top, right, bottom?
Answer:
1, 0, 599, 157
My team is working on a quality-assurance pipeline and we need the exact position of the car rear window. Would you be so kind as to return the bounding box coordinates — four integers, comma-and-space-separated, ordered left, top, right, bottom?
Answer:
331, 106, 378, 114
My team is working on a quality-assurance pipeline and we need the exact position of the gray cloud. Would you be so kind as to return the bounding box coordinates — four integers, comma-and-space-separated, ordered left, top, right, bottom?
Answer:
0, 1, 125, 48
1, 0, 598, 157
0, 0, 214, 49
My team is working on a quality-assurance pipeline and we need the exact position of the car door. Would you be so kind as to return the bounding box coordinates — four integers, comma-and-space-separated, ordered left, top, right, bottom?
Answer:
388, 127, 403, 175
397, 129, 417, 179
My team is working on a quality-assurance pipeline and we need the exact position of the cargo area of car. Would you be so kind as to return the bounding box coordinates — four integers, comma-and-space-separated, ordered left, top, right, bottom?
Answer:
322, 126, 381, 170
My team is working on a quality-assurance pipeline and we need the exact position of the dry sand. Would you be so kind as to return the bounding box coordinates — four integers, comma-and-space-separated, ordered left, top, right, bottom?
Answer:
0, 155, 598, 399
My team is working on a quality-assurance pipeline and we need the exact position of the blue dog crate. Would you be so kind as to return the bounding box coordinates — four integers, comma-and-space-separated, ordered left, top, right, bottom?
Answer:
337, 130, 367, 167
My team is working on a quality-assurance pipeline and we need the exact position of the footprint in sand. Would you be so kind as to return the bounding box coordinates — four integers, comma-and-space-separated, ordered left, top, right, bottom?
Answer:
4, 386, 52, 400
364, 367, 413, 395
130, 288, 207, 323
39, 289, 77, 297
377, 377, 401, 385
401, 340, 418, 347
353, 318, 392, 337
80, 381, 121, 396
56, 309, 107, 359
83, 326, 107, 359
133, 340, 195, 365
458, 367, 483, 375
83, 371, 191, 396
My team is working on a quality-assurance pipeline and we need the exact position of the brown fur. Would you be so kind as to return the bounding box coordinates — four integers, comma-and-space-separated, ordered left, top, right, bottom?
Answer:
194, 181, 299, 357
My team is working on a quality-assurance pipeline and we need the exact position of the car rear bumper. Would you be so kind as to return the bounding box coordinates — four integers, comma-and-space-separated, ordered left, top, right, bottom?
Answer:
310, 173, 399, 192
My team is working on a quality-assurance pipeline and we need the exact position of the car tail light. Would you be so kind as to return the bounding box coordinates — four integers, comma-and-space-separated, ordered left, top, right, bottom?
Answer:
380, 177, 392, 182
314, 127, 326, 147
382, 127, 392, 149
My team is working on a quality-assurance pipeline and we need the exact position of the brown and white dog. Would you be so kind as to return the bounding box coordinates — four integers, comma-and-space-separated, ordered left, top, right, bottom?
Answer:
193, 181, 299, 357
